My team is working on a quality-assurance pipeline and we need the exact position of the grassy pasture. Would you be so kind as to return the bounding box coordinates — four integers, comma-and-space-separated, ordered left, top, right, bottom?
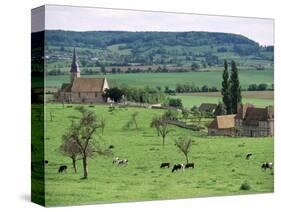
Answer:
45, 70, 273, 89
32, 104, 274, 206
174, 91, 274, 108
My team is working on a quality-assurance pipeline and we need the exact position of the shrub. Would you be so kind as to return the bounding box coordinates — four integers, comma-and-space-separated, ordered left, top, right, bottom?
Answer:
240, 182, 251, 190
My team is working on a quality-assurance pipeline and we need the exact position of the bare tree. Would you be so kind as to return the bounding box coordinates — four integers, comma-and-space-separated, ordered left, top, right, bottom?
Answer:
123, 112, 139, 130
150, 116, 162, 136
175, 137, 193, 163
158, 121, 173, 146
62, 106, 112, 179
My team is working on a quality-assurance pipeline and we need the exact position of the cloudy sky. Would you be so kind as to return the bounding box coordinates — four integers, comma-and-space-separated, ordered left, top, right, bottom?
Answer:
32, 5, 274, 45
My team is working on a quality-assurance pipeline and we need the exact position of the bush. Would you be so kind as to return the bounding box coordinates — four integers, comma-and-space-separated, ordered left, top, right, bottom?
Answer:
240, 182, 251, 190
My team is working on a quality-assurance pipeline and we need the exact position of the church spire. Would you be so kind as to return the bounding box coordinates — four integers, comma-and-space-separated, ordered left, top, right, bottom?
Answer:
70, 48, 80, 82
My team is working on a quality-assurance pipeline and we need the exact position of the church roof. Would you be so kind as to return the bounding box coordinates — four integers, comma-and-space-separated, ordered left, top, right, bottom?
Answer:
71, 78, 106, 92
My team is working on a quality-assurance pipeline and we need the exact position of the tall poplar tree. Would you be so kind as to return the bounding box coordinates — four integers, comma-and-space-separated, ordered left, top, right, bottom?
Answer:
230, 61, 242, 113
221, 60, 232, 114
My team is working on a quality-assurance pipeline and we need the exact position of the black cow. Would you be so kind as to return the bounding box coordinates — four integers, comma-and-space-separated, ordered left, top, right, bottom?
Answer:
246, 153, 253, 160
261, 162, 273, 170
185, 162, 194, 169
58, 165, 67, 173
172, 164, 184, 173
160, 162, 170, 168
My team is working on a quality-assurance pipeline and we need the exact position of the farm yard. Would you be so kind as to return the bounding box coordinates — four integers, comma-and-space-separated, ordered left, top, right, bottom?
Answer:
32, 104, 274, 206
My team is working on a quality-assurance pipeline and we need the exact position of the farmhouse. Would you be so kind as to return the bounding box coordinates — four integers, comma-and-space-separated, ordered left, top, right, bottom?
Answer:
208, 104, 274, 137
208, 114, 236, 136
57, 48, 109, 103
235, 104, 274, 137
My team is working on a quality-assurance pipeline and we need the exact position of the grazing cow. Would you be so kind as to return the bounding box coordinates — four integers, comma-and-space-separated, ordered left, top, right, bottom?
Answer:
261, 162, 273, 170
246, 153, 253, 160
160, 162, 170, 168
109, 145, 115, 149
113, 158, 128, 165
58, 165, 67, 173
172, 164, 185, 173
185, 162, 195, 169
117, 159, 128, 165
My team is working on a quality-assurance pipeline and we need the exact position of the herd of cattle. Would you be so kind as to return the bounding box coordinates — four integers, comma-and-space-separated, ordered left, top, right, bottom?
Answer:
32, 152, 273, 174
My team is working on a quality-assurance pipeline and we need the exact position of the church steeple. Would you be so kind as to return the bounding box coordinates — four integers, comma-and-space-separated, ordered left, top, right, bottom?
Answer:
70, 48, 80, 82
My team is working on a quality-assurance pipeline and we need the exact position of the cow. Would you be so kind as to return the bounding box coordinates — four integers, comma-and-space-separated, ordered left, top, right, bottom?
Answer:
58, 165, 67, 173
108, 145, 115, 149
172, 164, 185, 173
185, 162, 194, 169
117, 159, 128, 165
113, 158, 128, 165
160, 162, 170, 168
261, 162, 273, 170
246, 153, 253, 160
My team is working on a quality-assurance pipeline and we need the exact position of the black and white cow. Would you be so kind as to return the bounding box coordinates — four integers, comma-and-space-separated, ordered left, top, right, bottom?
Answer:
58, 165, 67, 173
261, 162, 273, 170
113, 157, 128, 165
246, 153, 253, 160
172, 164, 185, 173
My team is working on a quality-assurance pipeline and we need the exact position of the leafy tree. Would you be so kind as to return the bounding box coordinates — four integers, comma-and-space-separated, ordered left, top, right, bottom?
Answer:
221, 60, 232, 114
191, 62, 200, 71
168, 98, 183, 109
163, 109, 179, 121
103, 87, 124, 103
62, 107, 112, 179
230, 61, 242, 113
175, 137, 193, 163
214, 102, 227, 116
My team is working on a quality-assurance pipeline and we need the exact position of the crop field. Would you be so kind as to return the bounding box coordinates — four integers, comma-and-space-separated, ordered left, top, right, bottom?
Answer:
32, 104, 274, 206
45, 70, 273, 89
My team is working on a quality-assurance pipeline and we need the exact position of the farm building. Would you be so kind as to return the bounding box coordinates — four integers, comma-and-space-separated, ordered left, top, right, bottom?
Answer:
199, 103, 217, 113
57, 48, 109, 103
235, 104, 274, 137
208, 114, 236, 136
208, 104, 274, 137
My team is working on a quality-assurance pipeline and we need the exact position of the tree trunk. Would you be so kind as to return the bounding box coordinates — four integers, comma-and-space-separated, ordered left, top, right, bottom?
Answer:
162, 136, 165, 146
157, 127, 160, 136
82, 156, 88, 179
185, 155, 189, 164
72, 157, 77, 173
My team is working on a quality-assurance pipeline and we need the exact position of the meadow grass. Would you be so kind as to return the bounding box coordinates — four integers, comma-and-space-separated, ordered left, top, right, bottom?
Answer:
32, 104, 274, 206
45, 70, 273, 89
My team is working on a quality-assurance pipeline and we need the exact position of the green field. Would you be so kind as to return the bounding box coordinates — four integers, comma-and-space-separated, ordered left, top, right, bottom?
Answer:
45, 70, 273, 89
32, 104, 274, 206
174, 94, 273, 108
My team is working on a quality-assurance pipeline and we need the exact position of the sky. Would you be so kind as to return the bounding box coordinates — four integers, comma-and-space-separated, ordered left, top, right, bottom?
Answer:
32, 5, 274, 46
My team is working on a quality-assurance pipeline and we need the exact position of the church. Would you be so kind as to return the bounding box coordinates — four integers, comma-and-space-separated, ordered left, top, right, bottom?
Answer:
57, 48, 109, 103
